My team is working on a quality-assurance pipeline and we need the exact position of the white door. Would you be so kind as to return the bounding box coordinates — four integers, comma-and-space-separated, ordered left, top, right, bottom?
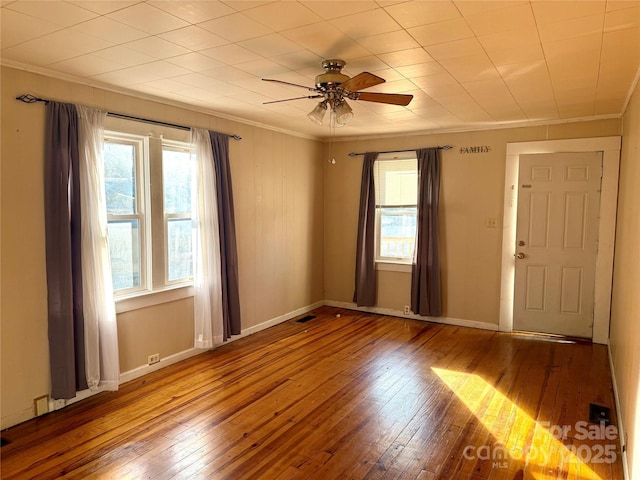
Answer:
513, 152, 602, 338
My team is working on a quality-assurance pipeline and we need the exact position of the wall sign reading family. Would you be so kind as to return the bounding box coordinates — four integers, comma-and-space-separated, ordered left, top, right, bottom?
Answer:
459, 146, 492, 154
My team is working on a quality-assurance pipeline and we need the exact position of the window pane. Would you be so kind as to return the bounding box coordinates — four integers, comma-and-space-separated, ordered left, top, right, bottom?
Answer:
380, 208, 417, 259
107, 220, 141, 290
167, 218, 193, 281
163, 149, 191, 214
104, 142, 136, 214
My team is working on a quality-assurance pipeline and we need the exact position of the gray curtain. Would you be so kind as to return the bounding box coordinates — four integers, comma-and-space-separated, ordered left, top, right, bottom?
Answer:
44, 101, 88, 399
209, 131, 241, 339
353, 152, 378, 306
411, 148, 442, 316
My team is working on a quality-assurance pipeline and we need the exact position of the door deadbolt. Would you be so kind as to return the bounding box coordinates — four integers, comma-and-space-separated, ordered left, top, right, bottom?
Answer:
518, 240, 526, 246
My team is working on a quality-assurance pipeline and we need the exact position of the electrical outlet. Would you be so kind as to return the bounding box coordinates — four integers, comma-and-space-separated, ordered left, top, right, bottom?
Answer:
403, 305, 411, 315
148, 353, 160, 365
485, 218, 498, 228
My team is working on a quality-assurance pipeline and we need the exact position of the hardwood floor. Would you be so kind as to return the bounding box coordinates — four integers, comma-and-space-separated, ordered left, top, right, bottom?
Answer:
1, 307, 623, 479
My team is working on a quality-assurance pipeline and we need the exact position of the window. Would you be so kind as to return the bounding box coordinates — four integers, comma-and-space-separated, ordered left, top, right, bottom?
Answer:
374, 156, 418, 263
104, 135, 146, 293
103, 131, 193, 297
162, 144, 193, 284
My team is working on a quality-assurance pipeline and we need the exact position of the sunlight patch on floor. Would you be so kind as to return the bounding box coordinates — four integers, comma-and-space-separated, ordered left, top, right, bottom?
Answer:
433, 367, 602, 480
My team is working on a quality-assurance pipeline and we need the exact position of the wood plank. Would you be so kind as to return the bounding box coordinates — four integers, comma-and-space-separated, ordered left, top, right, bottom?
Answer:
0, 308, 623, 480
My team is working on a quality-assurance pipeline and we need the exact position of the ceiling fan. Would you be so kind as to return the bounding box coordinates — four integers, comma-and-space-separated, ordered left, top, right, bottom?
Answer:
262, 59, 413, 127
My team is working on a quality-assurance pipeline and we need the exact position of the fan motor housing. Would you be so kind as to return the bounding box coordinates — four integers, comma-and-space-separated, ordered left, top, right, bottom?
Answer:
315, 59, 350, 91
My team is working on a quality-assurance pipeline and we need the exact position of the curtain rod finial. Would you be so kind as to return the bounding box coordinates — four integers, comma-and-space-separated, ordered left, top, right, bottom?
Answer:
16, 93, 48, 104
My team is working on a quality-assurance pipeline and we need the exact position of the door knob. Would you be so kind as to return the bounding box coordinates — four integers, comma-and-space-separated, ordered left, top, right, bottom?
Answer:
516, 252, 525, 259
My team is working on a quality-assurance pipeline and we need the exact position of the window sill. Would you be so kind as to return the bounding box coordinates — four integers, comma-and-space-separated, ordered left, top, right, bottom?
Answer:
115, 285, 194, 314
376, 261, 412, 273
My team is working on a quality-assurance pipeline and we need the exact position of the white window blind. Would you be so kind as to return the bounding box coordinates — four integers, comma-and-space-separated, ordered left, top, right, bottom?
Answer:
374, 158, 418, 207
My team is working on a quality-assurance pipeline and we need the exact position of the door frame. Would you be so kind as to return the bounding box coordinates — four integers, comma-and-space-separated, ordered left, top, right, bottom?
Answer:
499, 136, 621, 344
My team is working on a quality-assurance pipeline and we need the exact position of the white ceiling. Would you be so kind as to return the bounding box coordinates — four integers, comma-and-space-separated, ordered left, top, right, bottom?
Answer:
2, 0, 639, 139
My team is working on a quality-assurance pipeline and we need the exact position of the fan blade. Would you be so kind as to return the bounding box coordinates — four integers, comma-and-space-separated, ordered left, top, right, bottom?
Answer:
263, 95, 323, 104
340, 72, 385, 92
262, 78, 317, 92
356, 92, 413, 106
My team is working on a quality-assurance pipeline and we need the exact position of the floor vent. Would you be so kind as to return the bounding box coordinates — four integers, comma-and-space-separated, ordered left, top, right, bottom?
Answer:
296, 315, 316, 323
589, 403, 611, 425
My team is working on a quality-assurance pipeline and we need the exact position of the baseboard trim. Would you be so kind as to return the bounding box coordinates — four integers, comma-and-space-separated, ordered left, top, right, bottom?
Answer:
324, 300, 500, 332
33, 300, 327, 421
608, 343, 630, 480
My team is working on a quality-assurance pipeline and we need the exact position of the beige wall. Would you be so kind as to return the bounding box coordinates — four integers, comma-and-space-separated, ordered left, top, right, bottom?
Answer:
0, 66, 324, 428
323, 120, 622, 325
610, 79, 640, 479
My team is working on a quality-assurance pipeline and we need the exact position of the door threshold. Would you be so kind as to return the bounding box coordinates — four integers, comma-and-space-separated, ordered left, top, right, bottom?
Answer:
512, 331, 592, 345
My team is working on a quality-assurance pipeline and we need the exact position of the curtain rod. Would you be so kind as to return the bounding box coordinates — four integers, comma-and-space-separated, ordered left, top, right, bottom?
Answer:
15, 93, 242, 141
348, 145, 452, 157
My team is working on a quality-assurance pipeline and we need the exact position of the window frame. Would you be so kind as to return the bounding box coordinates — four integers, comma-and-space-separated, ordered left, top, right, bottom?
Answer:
103, 132, 150, 296
161, 140, 194, 286
374, 153, 418, 266
103, 127, 194, 302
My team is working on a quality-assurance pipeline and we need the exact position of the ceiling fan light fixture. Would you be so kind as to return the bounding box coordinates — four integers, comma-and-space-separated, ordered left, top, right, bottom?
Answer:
334, 99, 353, 125
307, 101, 327, 125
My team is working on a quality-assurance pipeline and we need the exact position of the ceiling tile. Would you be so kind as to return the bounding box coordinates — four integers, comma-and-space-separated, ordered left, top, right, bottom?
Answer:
425, 37, 485, 60
271, 50, 324, 71
200, 44, 263, 65
357, 30, 420, 55
92, 65, 162, 85
408, 18, 475, 46
384, 1, 460, 29
301, 1, 377, 20
330, 9, 400, 39
170, 72, 228, 90
139, 61, 193, 79
537, 13, 604, 43
159, 26, 229, 51
243, 2, 322, 31
67, 1, 141, 15
93, 45, 157, 67
341, 56, 390, 75
107, 3, 189, 34
531, 0, 606, 24
454, 0, 528, 17
599, 27, 640, 73
125, 37, 191, 60
412, 73, 466, 97
48, 54, 125, 76
464, 2, 536, 36
0, 8, 61, 48
234, 58, 291, 77
5, 0, 97, 26
282, 22, 371, 59
198, 12, 273, 42
202, 66, 256, 82
139, 78, 192, 93
378, 48, 434, 67
439, 54, 501, 83
604, 6, 640, 32
485, 43, 545, 67
1, 29, 112, 66
222, 1, 275, 11
478, 27, 540, 54
606, 0, 640, 11
70, 16, 148, 44
395, 62, 447, 79
238, 34, 304, 57
148, 0, 235, 23
165, 52, 225, 72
